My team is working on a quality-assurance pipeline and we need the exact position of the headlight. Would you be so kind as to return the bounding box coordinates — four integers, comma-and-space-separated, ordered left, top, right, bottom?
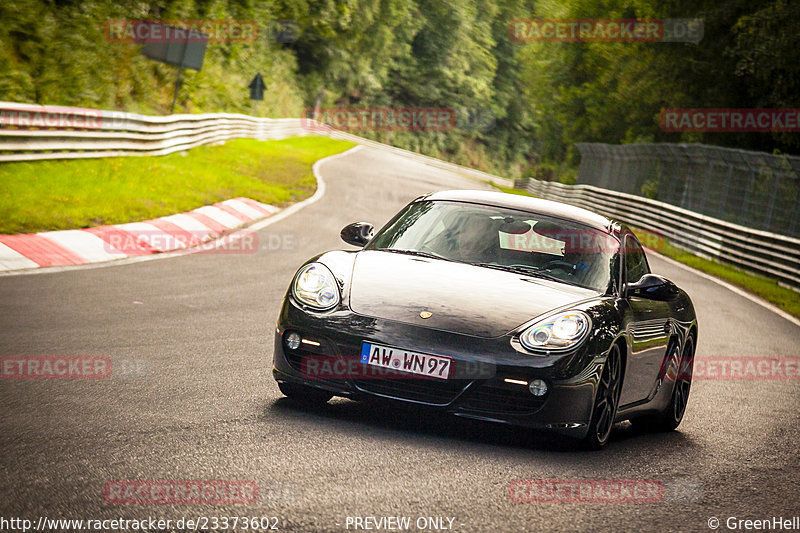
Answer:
519, 311, 591, 352
292, 263, 340, 310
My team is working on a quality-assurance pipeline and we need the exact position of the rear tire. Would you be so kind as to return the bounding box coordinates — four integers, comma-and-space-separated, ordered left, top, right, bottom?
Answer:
631, 335, 694, 432
277, 382, 333, 405
580, 344, 623, 451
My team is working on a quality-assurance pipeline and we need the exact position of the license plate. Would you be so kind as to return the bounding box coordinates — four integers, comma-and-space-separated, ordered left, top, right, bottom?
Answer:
360, 342, 452, 380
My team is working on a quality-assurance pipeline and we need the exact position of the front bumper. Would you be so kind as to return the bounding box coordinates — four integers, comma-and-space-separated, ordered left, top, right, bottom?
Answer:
272, 301, 605, 439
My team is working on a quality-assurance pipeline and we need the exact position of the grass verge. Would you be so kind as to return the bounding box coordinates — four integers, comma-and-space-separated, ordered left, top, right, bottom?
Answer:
0, 136, 355, 234
493, 185, 800, 319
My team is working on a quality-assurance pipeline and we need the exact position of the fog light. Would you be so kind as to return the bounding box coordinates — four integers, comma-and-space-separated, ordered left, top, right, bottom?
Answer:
285, 332, 301, 350
529, 379, 548, 396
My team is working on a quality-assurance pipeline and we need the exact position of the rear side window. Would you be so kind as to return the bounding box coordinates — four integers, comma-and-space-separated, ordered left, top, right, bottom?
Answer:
624, 234, 650, 283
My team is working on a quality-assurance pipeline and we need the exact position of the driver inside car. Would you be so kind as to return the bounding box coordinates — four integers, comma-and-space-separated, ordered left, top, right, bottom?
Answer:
426, 214, 499, 263
453, 216, 499, 262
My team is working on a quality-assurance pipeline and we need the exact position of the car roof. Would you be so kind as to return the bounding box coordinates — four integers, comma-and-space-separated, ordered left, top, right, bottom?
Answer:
420, 190, 619, 234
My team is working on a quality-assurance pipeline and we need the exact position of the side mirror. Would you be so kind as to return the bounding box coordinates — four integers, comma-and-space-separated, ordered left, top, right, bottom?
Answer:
340, 222, 374, 247
625, 273, 677, 300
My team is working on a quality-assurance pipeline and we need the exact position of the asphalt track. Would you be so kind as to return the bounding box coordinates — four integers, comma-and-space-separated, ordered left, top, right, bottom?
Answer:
1, 145, 799, 533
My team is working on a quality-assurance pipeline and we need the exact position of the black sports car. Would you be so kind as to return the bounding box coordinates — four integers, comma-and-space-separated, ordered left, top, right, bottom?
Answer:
272, 190, 697, 449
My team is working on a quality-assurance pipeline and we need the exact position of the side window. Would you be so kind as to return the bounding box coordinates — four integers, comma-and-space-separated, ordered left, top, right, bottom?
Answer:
624, 234, 650, 284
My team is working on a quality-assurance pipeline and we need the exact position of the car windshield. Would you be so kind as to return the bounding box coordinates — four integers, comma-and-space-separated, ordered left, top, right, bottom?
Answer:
367, 200, 619, 292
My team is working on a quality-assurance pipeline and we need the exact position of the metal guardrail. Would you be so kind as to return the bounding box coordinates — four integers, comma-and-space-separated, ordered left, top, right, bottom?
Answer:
0, 102, 307, 161
0, 102, 513, 188
524, 178, 800, 290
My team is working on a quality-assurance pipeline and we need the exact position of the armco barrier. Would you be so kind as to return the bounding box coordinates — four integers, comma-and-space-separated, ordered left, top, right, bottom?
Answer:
0, 103, 307, 161
0, 102, 513, 188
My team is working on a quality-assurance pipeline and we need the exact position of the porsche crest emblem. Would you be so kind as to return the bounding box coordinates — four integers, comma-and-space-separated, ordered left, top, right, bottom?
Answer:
419, 311, 432, 319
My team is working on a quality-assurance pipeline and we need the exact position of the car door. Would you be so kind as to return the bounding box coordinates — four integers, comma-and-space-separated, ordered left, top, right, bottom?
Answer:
618, 232, 672, 406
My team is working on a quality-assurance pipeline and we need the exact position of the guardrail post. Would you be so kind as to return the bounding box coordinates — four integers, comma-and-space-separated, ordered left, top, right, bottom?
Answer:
790, 187, 800, 238
789, 159, 800, 238
763, 171, 781, 232
718, 161, 734, 219
740, 167, 757, 226
701, 158, 715, 214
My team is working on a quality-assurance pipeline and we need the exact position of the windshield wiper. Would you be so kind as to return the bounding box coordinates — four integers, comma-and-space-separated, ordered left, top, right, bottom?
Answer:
471, 262, 568, 284
381, 248, 449, 260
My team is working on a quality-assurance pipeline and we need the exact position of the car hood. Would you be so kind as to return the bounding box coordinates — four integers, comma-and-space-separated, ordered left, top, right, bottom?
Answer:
348, 250, 600, 338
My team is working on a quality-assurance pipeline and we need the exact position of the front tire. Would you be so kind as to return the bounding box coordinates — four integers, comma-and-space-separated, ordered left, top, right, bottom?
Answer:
277, 382, 333, 405
581, 343, 623, 451
632, 335, 694, 432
